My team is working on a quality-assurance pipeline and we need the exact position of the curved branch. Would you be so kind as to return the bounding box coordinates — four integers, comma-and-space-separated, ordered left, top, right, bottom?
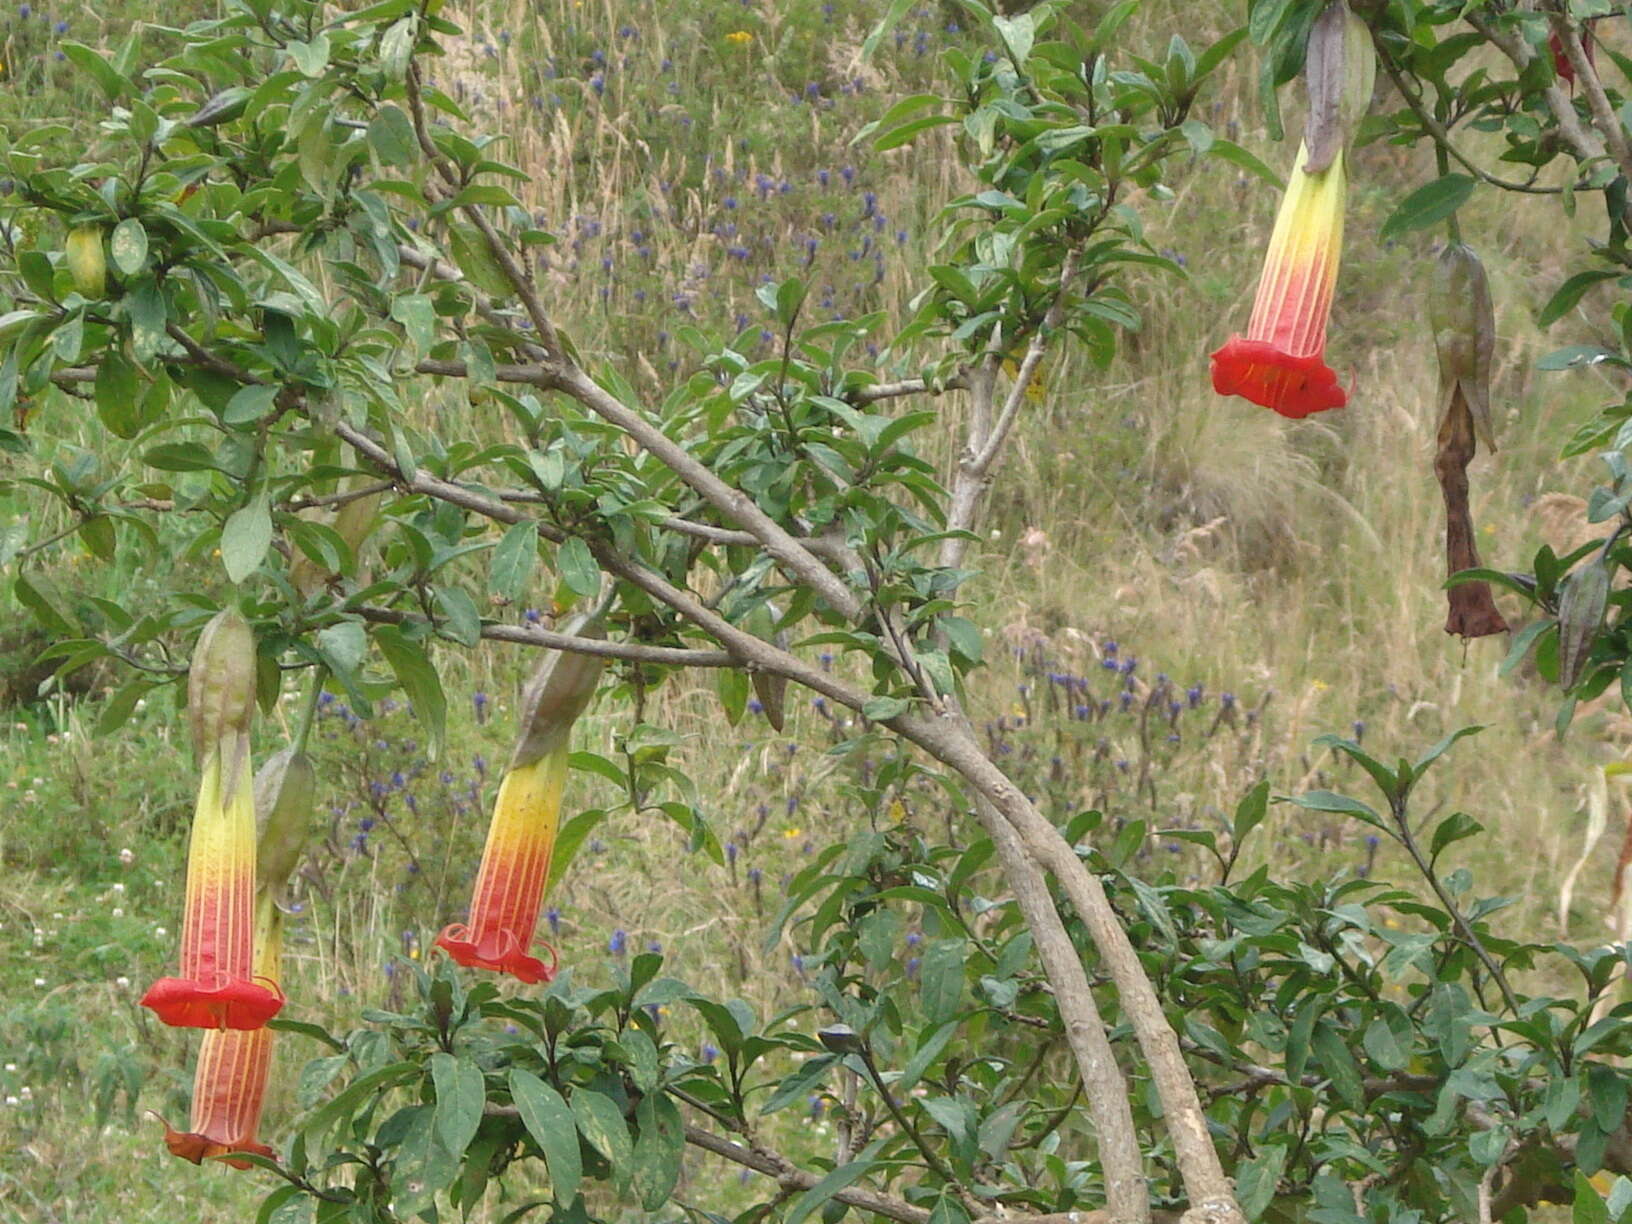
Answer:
352, 605, 734, 667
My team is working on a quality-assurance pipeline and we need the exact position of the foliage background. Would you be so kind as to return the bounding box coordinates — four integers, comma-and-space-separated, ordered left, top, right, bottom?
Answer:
0, 0, 1622, 1220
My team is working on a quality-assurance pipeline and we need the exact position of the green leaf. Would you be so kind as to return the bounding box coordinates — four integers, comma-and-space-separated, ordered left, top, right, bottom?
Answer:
370, 104, 419, 167
571, 1088, 633, 1194
1588, 1062, 1628, 1134
374, 625, 448, 758
1310, 1019, 1364, 1108
1575, 1170, 1612, 1224
431, 1052, 485, 1160
556, 536, 601, 598
1428, 812, 1484, 863
109, 218, 148, 276
761, 1053, 838, 1115
631, 1094, 684, 1211
862, 695, 910, 722
221, 497, 272, 583
509, 1070, 581, 1205
1380, 175, 1476, 241
93, 352, 147, 439
489, 521, 538, 602
60, 41, 129, 101
1235, 1141, 1289, 1220
1412, 725, 1485, 777
547, 808, 607, 893
1284, 789, 1383, 830
1362, 1015, 1408, 1072
919, 938, 966, 1024
1232, 779, 1270, 846
1540, 269, 1622, 327
223, 384, 278, 427
786, 1154, 879, 1224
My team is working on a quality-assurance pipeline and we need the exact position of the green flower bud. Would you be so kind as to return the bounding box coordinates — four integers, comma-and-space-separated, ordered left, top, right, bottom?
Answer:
187, 609, 257, 763
1430, 242, 1497, 453
253, 747, 317, 893
1303, 1, 1375, 174
510, 615, 607, 768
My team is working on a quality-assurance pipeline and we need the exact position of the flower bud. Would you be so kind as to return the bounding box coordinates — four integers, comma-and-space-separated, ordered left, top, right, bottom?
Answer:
188, 610, 258, 763
1302, 1, 1376, 175
65, 225, 106, 299
510, 615, 607, 768
1430, 242, 1496, 453
253, 748, 316, 893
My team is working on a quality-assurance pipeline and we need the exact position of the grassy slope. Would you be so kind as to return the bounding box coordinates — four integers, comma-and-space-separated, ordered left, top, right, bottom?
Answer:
0, 0, 1621, 1219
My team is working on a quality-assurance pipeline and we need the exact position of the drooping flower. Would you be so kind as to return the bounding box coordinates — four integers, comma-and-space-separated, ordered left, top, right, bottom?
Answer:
437, 618, 606, 984
1209, 148, 1349, 418
162, 893, 282, 1167
1211, 1, 1374, 418
141, 611, 283, 1031
436, 748, 571, 982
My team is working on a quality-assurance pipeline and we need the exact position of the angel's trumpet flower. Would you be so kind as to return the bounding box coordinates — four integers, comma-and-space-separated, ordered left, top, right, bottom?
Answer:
1211, 1, 1374, 418
437, 620, 606, 983
161, 740, 316, 1166
141, 611, 283, 1030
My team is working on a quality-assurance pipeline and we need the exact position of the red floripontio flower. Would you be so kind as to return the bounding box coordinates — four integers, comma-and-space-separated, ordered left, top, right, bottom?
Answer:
142, 611, 283, 1030
162, 896, 282, 1167
438, 619, 606, 984
1212, 0, 1373, 418
141, 745, 285, 1028
1210, 147, 1349, 418
436, 750, 570, 983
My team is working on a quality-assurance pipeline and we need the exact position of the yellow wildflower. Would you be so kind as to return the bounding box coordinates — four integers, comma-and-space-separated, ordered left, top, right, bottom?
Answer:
725, 30, 752, 45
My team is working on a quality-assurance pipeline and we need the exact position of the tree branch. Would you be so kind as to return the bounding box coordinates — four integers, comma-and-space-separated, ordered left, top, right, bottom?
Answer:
1547, 14, 1632, 183
351, 606, 735, 666
1466, 12, 1607, 167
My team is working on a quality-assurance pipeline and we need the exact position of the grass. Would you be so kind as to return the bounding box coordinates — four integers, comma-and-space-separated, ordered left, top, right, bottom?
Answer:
0, 0, 1625, 1219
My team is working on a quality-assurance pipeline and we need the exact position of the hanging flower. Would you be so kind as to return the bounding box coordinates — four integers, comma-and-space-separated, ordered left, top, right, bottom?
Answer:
437, 618, 606, 983
1209, 150, 1348, 417
436, 749, 570, 982
142, 611, 283, 1031
1211, 1, 1374, 418
162, 894, 282, 1167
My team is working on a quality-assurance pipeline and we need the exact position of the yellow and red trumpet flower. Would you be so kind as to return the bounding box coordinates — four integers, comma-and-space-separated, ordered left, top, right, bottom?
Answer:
437, 618, 606, 984
436, 747, 570, 983
141, 610, 283, 1031
162, 894, 282, 1167
1212, 0, 1374, 419
1210, 146, 1349, 418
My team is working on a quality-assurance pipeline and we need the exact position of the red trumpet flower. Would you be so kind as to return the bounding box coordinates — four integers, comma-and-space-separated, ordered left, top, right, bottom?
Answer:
436, 750, 568, 984
1211, 144, 1349, 418
141, 748, 284, 1030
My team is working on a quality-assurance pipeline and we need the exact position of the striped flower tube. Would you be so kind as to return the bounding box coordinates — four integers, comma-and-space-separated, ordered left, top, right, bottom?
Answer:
437, 619, 606, 984
162, 893, 282, 1167
141, 611, 282, 1030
